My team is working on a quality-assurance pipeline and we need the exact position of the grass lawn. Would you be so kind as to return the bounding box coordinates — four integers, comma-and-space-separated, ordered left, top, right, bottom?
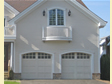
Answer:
4, 81, 20, 84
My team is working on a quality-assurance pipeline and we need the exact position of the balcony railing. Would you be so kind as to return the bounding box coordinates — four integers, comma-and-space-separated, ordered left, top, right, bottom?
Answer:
4, 26, 16, 39
42, 26, 72, 41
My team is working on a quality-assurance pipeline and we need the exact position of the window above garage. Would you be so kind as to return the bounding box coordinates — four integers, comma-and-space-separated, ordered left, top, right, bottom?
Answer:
42, 8, 72, 41
48, 8, 65, 26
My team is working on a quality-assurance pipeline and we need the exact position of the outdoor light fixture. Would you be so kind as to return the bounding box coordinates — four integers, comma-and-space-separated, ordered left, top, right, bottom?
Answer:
43, 10, 45, 16
68, 10, 71, 16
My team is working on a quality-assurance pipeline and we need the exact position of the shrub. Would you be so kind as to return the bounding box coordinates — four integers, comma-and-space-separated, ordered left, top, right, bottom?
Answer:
9, 70, 14, 80
100, 54, 110, 80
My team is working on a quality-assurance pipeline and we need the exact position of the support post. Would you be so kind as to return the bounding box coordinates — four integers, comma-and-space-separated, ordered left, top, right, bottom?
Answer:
10, 42, 13, 70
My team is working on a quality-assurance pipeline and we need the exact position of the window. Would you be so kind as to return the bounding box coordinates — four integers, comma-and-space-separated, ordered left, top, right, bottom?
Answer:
62, 53, 75, 59
77, 53, 90, 59
38, 53, 51, 59
22, 53, 36, 59
49, 9, 64, 26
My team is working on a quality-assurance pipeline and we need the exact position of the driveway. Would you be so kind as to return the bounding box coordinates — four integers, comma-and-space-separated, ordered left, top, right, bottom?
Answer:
21, 80, 110, 84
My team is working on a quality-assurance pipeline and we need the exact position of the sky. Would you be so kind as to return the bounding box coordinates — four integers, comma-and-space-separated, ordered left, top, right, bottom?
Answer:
82, 0, 110, 39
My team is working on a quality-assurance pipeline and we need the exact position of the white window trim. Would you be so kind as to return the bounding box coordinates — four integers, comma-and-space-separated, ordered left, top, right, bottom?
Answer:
47, 7, 66, 27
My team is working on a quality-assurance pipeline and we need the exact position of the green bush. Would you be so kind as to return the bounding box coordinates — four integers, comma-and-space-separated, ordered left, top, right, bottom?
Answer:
9, 70, 14, 80
100, 54, 110, 80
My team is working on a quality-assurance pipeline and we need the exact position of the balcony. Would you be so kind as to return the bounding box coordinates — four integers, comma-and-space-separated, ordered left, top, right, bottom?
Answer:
4, 26, 16, 40
42, 26, 72, 41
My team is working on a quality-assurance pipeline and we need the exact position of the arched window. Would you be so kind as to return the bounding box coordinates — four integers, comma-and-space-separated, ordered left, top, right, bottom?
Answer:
22, 52, 52, 59
49, 9, 65, 26
62, 52, 91, 59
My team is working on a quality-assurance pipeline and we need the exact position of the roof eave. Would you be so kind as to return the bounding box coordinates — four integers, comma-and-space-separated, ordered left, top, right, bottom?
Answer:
98, 21, 107, 28
9, 0, 47, 25
4, 1, 20, 16
67, 0, 107, 28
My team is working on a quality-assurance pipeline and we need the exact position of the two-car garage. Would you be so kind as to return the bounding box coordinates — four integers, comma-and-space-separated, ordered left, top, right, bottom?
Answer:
21, 52, 92, 79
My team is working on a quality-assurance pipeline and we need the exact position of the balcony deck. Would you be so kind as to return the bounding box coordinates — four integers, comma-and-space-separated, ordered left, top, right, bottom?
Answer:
42, 26, 72, 41
4, 26, 16, 40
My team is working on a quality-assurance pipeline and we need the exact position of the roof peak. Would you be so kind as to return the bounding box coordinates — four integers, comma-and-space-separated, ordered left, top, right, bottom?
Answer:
5, 0, 88, 12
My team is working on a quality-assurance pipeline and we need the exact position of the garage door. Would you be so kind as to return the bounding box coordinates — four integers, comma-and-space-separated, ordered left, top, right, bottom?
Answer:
21, 52, 52, 79
62, 52, 91, 79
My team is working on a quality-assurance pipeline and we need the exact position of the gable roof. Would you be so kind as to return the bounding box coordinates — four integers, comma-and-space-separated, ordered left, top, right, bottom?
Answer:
4, 0, 37, 13
8, 0, 106, 28
4, 1, 19, 15
5, 0, 88, 13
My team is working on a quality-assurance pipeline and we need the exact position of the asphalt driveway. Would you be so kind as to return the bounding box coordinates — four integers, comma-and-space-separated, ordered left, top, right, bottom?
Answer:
21, 80, 110, 84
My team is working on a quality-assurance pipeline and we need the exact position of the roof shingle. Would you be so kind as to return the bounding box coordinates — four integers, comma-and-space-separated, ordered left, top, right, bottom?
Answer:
5, 0, 88, 13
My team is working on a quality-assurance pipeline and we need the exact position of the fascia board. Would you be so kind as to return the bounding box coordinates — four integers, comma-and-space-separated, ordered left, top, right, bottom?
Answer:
4, 6, 15, 16
66, 0, 107, 28
4, 1, 19, 15
9, 0, 47, 25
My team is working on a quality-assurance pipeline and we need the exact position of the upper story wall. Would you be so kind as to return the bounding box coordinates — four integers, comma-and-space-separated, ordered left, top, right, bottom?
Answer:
16, 1, 99, 49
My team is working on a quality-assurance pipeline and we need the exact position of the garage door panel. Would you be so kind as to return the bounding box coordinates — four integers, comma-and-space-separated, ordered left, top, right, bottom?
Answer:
62, 60, 75, 66
76, 67, 85, 72
77, 68, 91, 74
83, 67, 91, 72
38, 61, 45, 66
84, 61, 91, 66
44, 60, 52, 66
62, 53, 91, 79
44, 67, 52, 72
38, 67, 44, 72
22, 73, 37, 79
38, 60, 52, 66
38, 73, 51, 79
22, 52, 52, 79
38, 67, 51, 72
76, 73, 84, 79
62, 67, 74, 72
76, 61, 84, 66
22, 60, 36, 66
77, 73, 91, 79
22, 66, 37, 72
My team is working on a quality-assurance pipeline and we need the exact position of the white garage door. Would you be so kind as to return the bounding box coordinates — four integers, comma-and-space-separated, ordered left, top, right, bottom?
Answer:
22, 52, 52, 79
62, 52, 91, 79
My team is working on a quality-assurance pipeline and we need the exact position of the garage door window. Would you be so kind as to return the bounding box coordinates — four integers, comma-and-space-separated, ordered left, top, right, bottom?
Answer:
62, 53, 75, 59
22, 53, 36, 59
38, 53, 51, 59
77, 53, 90, 59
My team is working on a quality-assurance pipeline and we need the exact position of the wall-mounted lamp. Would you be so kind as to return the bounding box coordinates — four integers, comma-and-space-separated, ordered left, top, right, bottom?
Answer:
68, 10, 71, 16
43, 10, 45, 16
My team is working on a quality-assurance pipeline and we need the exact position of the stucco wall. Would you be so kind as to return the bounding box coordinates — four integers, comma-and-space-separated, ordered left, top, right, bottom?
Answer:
14, 1, 100, 73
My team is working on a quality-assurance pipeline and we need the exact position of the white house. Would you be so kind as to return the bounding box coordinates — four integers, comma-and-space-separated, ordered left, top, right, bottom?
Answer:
4, 0, 107, 79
